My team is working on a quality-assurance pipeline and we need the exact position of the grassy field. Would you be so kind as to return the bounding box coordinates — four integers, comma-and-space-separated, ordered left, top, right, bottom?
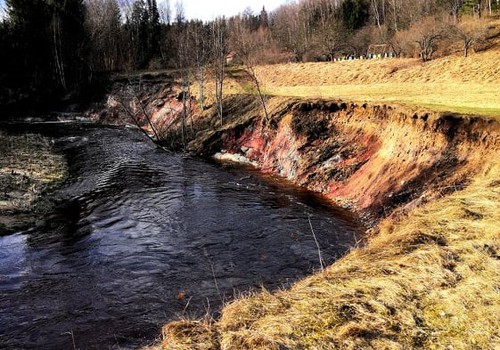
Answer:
265, 83, 500, 117
223, 48, 500, 118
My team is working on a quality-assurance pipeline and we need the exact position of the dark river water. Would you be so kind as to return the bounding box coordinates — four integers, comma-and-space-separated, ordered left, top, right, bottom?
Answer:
0, 123, 362, 349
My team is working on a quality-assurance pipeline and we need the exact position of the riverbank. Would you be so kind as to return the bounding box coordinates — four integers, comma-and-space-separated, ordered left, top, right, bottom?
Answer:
162, 158, 500, 350
0, 130, 67, 234
150, 94, 500, 349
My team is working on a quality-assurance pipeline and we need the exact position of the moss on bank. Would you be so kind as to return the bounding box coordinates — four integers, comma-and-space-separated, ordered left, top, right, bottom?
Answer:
0, 130, 67, 234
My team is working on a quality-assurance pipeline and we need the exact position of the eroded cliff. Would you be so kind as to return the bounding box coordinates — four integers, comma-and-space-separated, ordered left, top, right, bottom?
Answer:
187, 96, 499, 224
155, 95, 500, 350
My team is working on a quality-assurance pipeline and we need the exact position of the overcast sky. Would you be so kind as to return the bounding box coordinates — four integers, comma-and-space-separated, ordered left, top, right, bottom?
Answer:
0, 1, 288, 22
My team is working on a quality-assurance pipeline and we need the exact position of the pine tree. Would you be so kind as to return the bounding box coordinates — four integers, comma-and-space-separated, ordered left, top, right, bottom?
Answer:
147, 0, 161, 60
1, 0, 88, 114
128, 0, 149, 68
5, 0, 53, 94
339, 0, 369, 32
125, 0, 162, 69
259, 6, 269, 28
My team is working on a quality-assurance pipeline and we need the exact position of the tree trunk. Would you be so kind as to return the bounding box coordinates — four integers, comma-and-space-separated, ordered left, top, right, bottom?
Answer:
371, 0, 382, 34
52, 13, 66, 90
246, 65, 269, 121
181, 88, 186, 148
197, 66, 205, 111
212, 19, 226, 126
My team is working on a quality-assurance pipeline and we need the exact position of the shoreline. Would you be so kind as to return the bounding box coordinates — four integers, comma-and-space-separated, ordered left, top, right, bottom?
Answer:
0, 129, 67, 235
153, 95, 500, 349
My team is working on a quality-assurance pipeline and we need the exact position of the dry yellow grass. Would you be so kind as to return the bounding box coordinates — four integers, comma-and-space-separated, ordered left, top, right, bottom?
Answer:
220, 48, 500, 118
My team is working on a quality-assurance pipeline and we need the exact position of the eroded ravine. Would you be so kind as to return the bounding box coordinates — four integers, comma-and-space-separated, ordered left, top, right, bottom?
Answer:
152, 95, 500, 349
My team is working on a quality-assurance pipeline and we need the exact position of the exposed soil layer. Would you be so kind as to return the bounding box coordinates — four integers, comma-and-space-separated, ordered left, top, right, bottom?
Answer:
186, 95, 499, 224
86, 71, 200, 149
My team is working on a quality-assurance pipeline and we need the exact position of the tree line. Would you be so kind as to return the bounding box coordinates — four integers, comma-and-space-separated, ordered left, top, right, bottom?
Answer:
0, 0, 498, 116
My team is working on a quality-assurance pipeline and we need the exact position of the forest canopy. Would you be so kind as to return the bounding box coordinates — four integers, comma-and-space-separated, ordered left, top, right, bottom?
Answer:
0, 0, 498, 116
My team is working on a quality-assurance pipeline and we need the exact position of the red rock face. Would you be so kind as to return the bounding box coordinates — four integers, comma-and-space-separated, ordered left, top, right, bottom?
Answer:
192, 97, 498, 223
91, 75, 200, 145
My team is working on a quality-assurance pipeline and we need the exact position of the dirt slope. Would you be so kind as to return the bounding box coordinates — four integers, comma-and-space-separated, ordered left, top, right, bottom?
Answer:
188, 96, 499, 222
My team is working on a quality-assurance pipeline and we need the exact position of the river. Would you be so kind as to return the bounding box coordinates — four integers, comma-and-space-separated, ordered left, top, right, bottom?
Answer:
0, 123, 362, 349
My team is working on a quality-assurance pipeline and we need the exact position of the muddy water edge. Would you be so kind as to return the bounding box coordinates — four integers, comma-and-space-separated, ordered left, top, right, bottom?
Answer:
0, 122, 363, 349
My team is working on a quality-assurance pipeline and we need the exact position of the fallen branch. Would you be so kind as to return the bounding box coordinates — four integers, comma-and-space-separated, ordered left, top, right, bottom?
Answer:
308, 215, 325, 272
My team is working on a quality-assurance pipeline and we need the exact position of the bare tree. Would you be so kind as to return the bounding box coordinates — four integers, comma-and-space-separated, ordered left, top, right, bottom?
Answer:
349, 25, 379, 56
448, 0, 464, 23
177, 33, 190, 148
389, 28, 411, 57
389, 0, 400, 32
158, 0, 171, 24
0, 2, 7, 21
174, 0, 185, 24
117, 82, 161, 141
52, 11, 66, 90
409, 17, 444, 61
453, 17, 488, 57
86, 0, 122, 71
311, 0, 347, 60
371, 0, 383, 33
230, 16, 269, 120
171, 8, 195, 148
271, 3, 311, 62
211, 17, 227, 126
191, 22, 209, 111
